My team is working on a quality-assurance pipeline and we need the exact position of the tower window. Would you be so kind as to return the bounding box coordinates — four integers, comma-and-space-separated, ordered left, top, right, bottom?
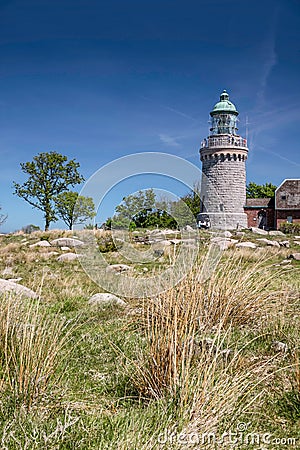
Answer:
220, 204, 224, 212
281, 195, 286, 200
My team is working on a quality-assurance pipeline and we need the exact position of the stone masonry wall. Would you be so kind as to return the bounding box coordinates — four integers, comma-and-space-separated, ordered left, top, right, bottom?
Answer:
200, 155, 248, 229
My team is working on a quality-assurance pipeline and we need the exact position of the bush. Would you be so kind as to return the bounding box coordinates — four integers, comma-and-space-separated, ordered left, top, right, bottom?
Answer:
22, 224, 41, 234
279, 222, 300, 234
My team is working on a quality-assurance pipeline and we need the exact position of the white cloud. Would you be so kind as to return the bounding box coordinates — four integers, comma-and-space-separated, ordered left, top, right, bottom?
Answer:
159, 133, 180, 147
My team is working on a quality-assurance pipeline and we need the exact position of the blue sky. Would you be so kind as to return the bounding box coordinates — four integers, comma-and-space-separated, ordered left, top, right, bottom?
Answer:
0, 0, 299, 232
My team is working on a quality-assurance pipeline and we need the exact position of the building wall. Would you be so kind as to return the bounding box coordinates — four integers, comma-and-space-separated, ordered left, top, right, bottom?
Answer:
276, 209, 300, 228
276, 180, 300, 209
244, 207, 275, 229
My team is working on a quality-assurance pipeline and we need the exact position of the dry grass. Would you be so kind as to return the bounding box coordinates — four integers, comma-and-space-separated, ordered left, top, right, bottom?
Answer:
130, 251, 293, 428
0, 293, 77, 410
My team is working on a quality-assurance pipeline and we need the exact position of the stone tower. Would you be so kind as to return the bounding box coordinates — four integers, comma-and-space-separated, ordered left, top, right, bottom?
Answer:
199, 90, 248, 230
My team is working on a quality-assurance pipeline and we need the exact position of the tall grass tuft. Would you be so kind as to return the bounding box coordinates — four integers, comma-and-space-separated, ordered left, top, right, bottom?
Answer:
0, 293, 76, 410
132, 251, 289, 428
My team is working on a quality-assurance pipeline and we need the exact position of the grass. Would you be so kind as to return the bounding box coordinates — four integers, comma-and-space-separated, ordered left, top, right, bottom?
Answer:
0, 229, 299, 448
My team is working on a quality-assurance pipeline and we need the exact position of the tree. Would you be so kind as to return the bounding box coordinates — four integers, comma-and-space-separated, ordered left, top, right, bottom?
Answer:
21, 224, 41, 234
0, 205, 7, 227
246, 182, 277, 199
13, 152, 84, 231
111, 189, 156, 229
55, 191, 96, 230
108, 185, 203, 230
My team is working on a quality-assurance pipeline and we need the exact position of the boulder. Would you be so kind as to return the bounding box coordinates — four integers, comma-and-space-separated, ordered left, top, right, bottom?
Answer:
250, 227, 268, 235
279, 241, 290, 248
0, 278, 38, 298
50, 237, 85, 248
88, 293, 126, 307
106, 264, 131, 273
29, 240, 51, 248
170, 239, 182, 245
160, 239, 172, 246
269, 230, 285, 236
271, 341, 288, 353
289, 253, 300, 261
236, 242, 257, 249
211, 237, 238, 250
279, 259, 292, 265
256, 238, 280, 247
57, 252, 80, 262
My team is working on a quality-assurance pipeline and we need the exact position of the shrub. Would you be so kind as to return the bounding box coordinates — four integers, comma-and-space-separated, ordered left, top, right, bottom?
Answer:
279, 222, 300, 234
21, 224, 41, 234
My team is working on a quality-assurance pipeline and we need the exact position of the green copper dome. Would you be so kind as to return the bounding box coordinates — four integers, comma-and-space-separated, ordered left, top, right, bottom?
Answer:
210, 90, 238, 116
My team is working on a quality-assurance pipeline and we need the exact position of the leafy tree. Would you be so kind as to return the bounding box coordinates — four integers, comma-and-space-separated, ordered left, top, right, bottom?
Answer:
108, 185, 202, 230
55, 191, 96, 230
246, 182, 277, 199
13, 151, 84, 231
21, 224, 41, 234
0, 205, 7, 227
112, 189, 156, 229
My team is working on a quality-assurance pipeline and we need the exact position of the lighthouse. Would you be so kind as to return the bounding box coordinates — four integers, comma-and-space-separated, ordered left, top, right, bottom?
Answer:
199, 90, 248, 230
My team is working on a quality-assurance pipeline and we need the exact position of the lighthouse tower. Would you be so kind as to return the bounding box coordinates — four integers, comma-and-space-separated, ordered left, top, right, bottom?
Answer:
199, 90, 248, 229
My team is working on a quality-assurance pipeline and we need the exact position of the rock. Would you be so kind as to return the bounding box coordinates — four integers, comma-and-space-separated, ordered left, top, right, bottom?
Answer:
154, 249, 164, 257
0, 278, 38, 298
256, 238, 280, 247
235, 231, 245, 237
156, 239, 172, 246
106, 264, 131, 273
236, 242, 257, 249
295, 236, 300, 240
271, 341, 288, 353
279, 259, 292, 265
294, 241, 300, 246
289, 253, 300, 261
279, 241, 290, 248
50, 237, 85, 248
250, 227, 268, 235
29, 240, 51, 248
61, 246, 71, 251
211, 237, 238, 250
269, 230, 285, 236
57, 252, 80, 262
184, 225, 194, 232
88, 293, 126, 307
170, 239, 182, 245
223, 230, 233, 238
8, 277, 23, 282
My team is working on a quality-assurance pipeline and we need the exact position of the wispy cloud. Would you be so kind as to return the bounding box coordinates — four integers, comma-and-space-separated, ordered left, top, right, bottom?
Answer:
159, 104, 197, 122
159, 133, 180, 147
256, 6, 279, 109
